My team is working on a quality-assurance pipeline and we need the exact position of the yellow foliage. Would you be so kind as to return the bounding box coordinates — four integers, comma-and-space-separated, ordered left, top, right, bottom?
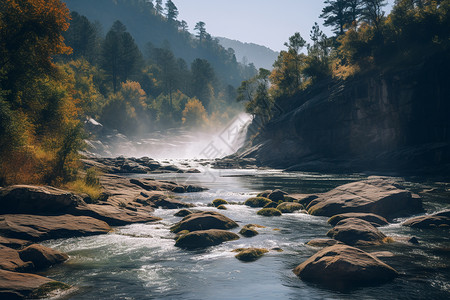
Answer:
182, 98, 208, 128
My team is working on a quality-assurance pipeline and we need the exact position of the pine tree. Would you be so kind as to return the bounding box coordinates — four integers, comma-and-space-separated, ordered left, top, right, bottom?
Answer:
194, 22, 207, 43
165, 0, 179, 24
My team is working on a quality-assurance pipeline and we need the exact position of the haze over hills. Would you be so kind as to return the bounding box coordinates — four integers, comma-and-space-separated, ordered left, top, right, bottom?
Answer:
216, 37, 279, 70
63, 0, 256, 87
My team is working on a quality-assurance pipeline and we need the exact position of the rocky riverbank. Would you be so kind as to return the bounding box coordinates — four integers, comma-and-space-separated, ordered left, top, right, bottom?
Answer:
1, 169, 448, 297
0, 164, 205, 299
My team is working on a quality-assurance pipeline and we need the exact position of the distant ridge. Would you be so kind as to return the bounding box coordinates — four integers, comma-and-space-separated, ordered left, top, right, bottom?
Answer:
216, 37, 279, 70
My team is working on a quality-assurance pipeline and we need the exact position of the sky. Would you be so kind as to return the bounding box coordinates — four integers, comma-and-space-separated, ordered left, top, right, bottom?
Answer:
175, 0, 395, 52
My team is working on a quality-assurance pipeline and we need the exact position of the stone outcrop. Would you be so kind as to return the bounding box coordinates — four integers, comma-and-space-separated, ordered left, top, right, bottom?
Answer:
306, 238, 343, 248
402, 210, 450, 228
0, 269, 70, 299
0, 214, 111, 241
307, 178, 423, 218
18, 244, 68, 270
174, 229, 239, 249
234, 248, 268, 262
0, 185, 83, 215
293, 245, 398, 290
328, 213, 389, 227
170, 211, 238, 233
327, 218, 387, 246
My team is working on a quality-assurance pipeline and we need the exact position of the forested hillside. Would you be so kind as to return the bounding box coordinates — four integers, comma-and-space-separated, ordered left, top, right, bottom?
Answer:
216, 37, 280, 70
63, 0, 256, 87
234, 0, 450, 174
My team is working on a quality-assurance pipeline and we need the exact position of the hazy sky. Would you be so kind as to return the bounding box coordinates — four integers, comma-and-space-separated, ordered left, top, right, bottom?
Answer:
176, 0, 395, 52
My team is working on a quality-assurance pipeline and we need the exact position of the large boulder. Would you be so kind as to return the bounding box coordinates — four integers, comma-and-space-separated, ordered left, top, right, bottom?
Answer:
0, 185, 83, 215
402, 210, 450, 228
293, 245, 398, 290
327, 218, 387, 246
276, 202, 303, 213
18, 244, 68, 270
307, 178, 423, 218
170, 211, 238, 233
0, 245, 33, 272
267, 189, 287, 202
0, 269, 70, 299
0, 214, 111, 241
239, 224, 259, 237
328, 213, 389, 227
174, 229, 239, 249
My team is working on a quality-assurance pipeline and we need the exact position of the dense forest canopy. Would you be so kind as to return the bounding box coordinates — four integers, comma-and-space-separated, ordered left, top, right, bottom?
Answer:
238, 0, 450, 124
0, 0, 256, 186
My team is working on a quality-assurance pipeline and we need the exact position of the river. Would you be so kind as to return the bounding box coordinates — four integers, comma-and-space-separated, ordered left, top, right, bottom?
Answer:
41, 165, 450, 299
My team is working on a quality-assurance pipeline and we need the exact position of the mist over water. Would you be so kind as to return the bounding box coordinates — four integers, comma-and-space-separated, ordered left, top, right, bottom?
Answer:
108, 113, 252, 160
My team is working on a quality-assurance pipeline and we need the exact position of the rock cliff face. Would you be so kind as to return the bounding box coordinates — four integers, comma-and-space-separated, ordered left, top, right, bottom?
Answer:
238, 57, 450, 174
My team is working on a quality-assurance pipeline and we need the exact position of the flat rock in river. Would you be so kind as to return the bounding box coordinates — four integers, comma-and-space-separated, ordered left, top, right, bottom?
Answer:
72, 204, 161, 226
18, 244, 68, 270
328, 213, 389, 227
327, 218, 387, 246
0, 185, 83, 215
0, 245, 33, 272
307, 178, 423, 218
175, 229, 239, 249
293, 245, 398, 290
0, 269, 70, 299
402, 210, 450, 228
0, 214, 111, 241
171, 211, 238, 233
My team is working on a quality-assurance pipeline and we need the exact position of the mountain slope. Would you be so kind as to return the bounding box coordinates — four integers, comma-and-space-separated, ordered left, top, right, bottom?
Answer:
216, 37, 279, 70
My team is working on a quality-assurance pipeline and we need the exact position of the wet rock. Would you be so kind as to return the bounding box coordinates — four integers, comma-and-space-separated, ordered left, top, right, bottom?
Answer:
306, 238, 343, 248
277, 202, 303, 213
0, 185, 84, 215
257, 190, 272, 198
307, 178, 423, 218
408, 237, 419, 244
174, 209, 200, 217
294, 194, 319, 207
402, 210, 450, 228
170, 211, 238, 233
212, 199, 228, 207
293, 245, 398, 290
72, 204, 161, 226
0, 214, 111, 241
327, 218, 387, 246
175, 229, 239, 249
257, 208, 282, 217
153, 197, 193, 209
234, 248, 268, 262
0, 237, 30, 250
268, 189, 288, 202
0, 269, 71, 299
244, 197, 273, 208
239, 225, 259, 237
0, 245, 33, 272
18, 244, 68, 270
328, 213, 389, 227
217, 205, 227, 210
263, 201, 278, 208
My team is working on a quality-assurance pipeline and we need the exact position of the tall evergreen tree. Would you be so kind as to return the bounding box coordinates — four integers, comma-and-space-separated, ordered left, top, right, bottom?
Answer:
101, 21, 142, 92
165, 0, 179, 24
191, 58, 216, 111
64, 12, 100, 63
155, 0, 163, 15
194, 21, 207, 43
361, 0, 388, 29
320, 0, 349, 35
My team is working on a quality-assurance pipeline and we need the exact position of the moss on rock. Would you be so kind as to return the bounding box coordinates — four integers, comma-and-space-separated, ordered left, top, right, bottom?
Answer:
244, 197, 273, 208
234, 248, 268, 262
257, 208, 282, 216
212, 199, 228, 207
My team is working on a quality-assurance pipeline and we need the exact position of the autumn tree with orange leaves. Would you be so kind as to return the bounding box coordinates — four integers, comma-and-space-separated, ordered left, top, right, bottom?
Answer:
0, 0, 83, 185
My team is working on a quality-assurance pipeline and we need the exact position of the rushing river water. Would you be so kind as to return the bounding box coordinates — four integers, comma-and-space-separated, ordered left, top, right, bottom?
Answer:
42, 165, 450, 299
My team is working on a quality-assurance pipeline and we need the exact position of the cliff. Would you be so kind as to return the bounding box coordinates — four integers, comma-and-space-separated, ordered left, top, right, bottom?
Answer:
234, 54, 450, 175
